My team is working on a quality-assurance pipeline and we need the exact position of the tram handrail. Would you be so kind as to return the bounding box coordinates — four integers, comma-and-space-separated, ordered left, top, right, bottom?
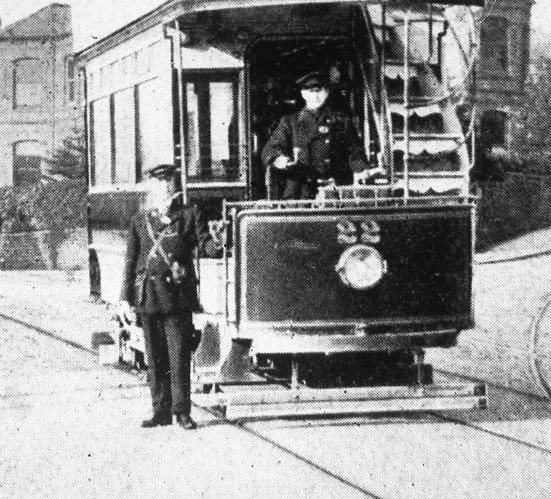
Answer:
223, 194, 477, 212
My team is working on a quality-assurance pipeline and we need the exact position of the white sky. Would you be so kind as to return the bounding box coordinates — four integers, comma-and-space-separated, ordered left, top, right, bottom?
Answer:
531, 0, 551, 37
0, 0, 165, 51
1, 0, 550, 52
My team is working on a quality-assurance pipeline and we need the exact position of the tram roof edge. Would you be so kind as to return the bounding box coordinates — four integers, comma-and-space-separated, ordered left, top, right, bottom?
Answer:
75, 0, 485, 64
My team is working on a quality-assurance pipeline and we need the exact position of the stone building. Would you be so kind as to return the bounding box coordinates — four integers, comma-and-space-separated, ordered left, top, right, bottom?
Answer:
0, 3, 79, 188
476, 0, 533, 156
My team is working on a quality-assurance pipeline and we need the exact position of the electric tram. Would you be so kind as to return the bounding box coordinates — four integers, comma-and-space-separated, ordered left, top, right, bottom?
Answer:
77, 0, 487, 417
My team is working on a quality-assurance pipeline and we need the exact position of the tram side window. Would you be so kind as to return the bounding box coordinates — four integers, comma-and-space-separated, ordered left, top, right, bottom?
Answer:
113, 88, 136, 184
90, 97, 112, 186
90, 77, 173, 187
183, 74, 239, 182
137, 78, 173, 180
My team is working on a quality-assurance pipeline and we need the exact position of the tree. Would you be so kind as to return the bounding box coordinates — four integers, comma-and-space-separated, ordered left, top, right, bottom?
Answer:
47, 128, 86, 179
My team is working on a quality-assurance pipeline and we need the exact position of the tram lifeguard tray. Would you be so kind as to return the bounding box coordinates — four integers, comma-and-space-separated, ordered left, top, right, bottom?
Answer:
230, 198, 474, 354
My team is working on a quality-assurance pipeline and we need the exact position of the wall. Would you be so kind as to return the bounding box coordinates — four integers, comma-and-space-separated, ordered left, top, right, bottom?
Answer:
476, 0, 533, 153
476, 173, 551, 251
0, 4, 80, 187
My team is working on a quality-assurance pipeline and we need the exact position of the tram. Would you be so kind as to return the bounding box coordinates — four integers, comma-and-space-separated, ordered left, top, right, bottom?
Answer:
77, 0, 487, 417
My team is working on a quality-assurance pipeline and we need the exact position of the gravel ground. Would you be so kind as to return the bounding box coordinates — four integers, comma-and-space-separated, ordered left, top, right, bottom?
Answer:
0, 272, 369, 499
2, 264, 551, 499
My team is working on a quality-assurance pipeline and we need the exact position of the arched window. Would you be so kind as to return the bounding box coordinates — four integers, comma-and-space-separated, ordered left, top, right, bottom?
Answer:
13, 141, 43, 185
480, 17, 509, 74
13, 58, 44, 108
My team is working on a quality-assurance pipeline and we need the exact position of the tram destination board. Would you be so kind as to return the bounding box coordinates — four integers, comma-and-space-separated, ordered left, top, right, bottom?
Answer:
236, 205, 473, 331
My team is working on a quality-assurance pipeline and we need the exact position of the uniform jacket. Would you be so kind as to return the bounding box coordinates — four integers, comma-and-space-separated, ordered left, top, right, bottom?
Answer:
261, 104, 367, 187
120, 204, 220, 315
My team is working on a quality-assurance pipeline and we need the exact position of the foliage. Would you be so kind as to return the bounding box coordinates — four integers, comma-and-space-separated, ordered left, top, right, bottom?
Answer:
0, 179, 87, 233
47, 128, 86, 179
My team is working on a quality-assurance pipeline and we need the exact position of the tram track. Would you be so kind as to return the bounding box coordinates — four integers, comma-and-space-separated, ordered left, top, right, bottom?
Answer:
0, 311, 388, 498
3, 310, 551, 498
428, 410, 551, 456
214, 410, 388, 499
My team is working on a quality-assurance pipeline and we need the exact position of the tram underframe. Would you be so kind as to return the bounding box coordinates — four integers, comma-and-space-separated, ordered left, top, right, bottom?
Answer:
254, 350, 433, 390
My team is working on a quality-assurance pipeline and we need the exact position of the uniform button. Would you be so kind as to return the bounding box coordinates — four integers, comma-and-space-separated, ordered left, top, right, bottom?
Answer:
325, 139, 330, 144
325, 159, 330, 164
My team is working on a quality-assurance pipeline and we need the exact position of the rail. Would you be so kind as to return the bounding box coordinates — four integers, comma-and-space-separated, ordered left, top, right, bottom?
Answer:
223, 193, 477, 213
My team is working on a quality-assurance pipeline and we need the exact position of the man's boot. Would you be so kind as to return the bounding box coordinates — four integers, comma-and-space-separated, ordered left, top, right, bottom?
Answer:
141, 413, 172, 428
175, 414, 197, 430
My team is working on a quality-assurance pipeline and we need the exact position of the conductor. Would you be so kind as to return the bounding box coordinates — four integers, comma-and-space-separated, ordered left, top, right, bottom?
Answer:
118, 164, 223, 429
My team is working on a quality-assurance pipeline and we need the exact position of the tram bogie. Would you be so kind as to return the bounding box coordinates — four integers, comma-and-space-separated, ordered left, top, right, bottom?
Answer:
78, 0, 487, 415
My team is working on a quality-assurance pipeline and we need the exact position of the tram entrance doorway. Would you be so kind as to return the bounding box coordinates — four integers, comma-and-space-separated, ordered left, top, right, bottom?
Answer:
247, 38, 365, 199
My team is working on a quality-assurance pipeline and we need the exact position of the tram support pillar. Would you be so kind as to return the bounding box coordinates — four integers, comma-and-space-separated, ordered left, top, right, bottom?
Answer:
413, 348, 426, 385
291, 358, 300, 390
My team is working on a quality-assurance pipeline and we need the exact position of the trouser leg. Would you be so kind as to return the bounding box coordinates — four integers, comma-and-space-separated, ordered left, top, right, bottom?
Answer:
141, 314, 172, 416
282, 178, 301, 200
163, 314, 193, 416
282, 178, 316, 200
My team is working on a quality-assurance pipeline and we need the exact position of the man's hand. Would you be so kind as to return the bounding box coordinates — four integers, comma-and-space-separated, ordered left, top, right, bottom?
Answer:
353, 166, 386, 185
118, 300, 136, 325
272, 156, 291, 170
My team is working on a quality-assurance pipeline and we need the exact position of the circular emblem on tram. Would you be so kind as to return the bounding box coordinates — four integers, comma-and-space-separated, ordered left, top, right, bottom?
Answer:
335, 244, 386, 290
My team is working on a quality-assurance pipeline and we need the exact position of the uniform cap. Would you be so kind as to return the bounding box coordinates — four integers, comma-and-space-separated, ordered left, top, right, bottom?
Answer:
145, 164, 180, 180
296, 71, 329, 90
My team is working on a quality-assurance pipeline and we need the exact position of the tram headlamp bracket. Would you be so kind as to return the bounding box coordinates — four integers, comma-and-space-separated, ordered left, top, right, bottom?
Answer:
335, 244, 386, 290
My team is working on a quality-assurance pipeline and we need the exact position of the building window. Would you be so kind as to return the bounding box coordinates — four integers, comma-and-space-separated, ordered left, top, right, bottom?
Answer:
13, 141, 43, 185
480, 17, 509, 74
66, 56, 76, 102
481, 110, 508, 150
182, 73, 239, 181
13, 58, 44, 108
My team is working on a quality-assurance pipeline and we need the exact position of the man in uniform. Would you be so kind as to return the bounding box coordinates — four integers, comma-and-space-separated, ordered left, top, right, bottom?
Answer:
261, 71, 368, 199
118, 164, 223, 429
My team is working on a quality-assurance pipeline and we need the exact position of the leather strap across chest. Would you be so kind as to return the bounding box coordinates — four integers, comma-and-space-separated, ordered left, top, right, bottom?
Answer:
145, 214, 175, 269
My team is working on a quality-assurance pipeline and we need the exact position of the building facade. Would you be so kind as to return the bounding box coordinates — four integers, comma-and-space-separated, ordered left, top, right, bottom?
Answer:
476, 0, 533, 155
0, 3, 79, 188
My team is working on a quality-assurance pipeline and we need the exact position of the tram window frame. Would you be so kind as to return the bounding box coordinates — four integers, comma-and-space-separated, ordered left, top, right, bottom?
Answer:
181, 71, 241, 183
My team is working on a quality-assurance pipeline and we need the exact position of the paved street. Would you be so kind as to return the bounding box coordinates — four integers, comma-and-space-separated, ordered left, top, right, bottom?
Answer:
2, 271, 551, 498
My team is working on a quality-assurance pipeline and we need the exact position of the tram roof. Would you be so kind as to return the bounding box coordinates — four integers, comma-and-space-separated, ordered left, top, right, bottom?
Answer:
76, 0, 485, 63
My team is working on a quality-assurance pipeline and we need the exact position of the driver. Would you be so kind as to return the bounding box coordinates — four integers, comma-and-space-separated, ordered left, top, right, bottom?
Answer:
261, 71, 368, 200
